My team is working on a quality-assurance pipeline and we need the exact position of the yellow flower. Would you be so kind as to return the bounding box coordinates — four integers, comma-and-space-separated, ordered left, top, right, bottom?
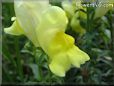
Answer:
5, 0, 50, 47
4, 0, 90, 77
62, 0, 76, 19
94, 0, 114, 18
62, 0, 86, 19
48, 32, 89, 76
4, 17, 24, 35
70, 12, 86, 36
62, 0, 87, 35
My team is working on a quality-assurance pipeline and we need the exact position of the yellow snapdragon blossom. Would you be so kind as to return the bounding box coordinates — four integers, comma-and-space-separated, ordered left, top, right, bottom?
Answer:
62, 0, 86, 35
4, 0, 90, 77
94, 0, 114, 18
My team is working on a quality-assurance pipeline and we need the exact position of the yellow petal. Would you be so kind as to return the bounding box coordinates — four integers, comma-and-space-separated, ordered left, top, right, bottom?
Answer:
62, 0, 86, 35
62, 0, 75, 18
48, 32, 74, 58
36, 6, 68, 52
68, 45, 90, 68
4, 19, 24, 35
48, 32, 73, 77
70, 13, 86, 35
94, 0, 114, 19
11, 17, 16, 21
14, 0, 49, 47
94, 7, 111, 19
49, 53, 71, 77
48, 32, 90, 76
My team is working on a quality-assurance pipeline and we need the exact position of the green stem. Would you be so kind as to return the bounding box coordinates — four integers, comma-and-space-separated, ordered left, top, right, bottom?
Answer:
87, 7, 90, 32
15, 37, 24, 81
34, 47, 42, 81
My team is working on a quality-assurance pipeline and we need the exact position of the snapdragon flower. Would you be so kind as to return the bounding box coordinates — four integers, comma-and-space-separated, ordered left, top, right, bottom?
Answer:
94, 0, 114, 18
4, 0, 90, 77
62, 0, 86, 35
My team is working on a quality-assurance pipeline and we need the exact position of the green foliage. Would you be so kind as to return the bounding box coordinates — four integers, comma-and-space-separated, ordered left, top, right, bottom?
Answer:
2, 1, 114, 85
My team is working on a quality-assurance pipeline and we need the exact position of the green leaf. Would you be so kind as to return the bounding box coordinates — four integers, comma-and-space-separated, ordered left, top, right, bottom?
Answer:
29, 64, 41, 81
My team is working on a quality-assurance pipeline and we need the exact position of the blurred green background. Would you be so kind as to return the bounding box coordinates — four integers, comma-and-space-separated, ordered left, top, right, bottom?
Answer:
2, 1, 114, 85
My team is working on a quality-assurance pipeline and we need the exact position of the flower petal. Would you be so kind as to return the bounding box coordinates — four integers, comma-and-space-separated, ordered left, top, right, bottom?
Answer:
94, 7, 111, 19
48, 31, 90, 76
4, 19, 24, 35
49, 53, 71, 77
94, 0, 114, 18
68, 45, 90, 68
47, 32, 74, 58
36, 6, 68, 52
71, 13, 86, 35
62, 0, 75, 18
14, 0, 49, 47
